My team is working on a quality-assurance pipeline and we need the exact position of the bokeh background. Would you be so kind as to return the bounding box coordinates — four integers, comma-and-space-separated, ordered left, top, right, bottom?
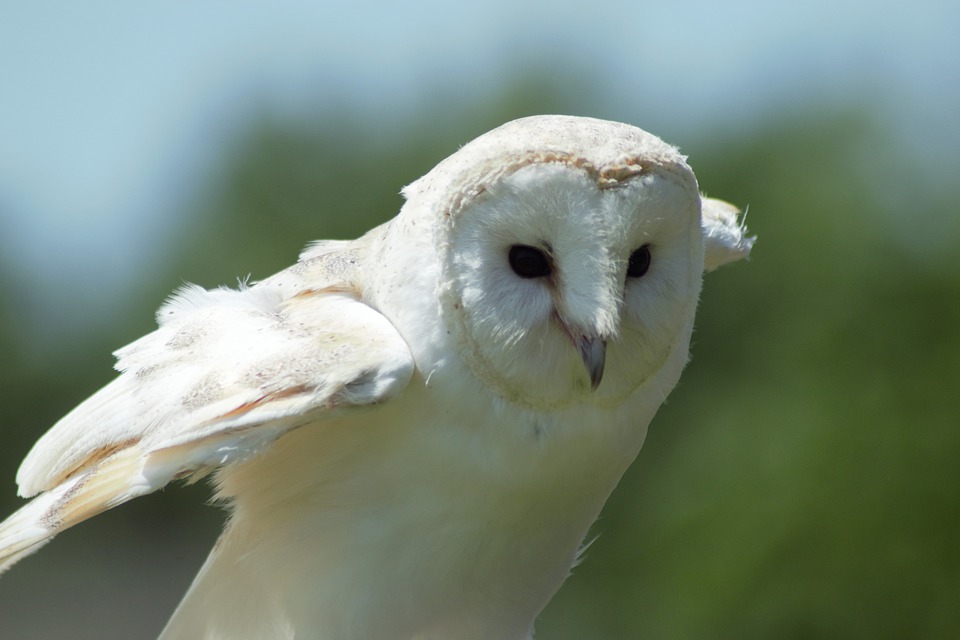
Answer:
1, 2, 958, 638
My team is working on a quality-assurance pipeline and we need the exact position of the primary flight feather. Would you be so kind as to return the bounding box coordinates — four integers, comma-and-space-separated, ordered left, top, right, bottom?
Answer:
0, 115, 753, 639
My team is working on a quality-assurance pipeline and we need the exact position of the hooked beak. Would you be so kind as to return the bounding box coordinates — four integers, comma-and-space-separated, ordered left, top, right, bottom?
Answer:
575, 334, 607, 391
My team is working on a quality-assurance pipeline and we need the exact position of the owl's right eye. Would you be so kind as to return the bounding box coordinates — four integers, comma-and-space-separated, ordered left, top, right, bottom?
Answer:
508, 245, 552, 279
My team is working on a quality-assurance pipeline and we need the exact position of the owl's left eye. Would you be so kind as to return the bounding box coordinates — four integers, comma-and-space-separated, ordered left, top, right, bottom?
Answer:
508, 245, 552, 279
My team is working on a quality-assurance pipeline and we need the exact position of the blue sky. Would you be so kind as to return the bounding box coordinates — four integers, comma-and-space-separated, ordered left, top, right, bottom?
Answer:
1, 0, 957, 314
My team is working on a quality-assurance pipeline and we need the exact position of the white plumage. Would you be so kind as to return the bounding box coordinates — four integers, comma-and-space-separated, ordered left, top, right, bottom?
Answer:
0, 115, 753, 639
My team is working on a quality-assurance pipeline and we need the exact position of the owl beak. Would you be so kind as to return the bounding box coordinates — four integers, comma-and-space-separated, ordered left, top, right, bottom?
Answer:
576, 335, 607, 391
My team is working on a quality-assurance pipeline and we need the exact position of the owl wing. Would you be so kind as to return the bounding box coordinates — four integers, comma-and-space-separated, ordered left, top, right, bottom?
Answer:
0, 237, 414, 574
701, 197, 754, 271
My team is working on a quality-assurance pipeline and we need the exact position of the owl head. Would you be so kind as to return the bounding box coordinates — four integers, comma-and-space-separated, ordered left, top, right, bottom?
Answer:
390, 115, 748, 411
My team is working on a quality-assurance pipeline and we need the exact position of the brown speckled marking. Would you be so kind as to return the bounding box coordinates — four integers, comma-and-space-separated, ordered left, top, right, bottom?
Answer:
45, 437, 142, 493
443, 151, 654, 224
215, 385, 313, 421
290, 283, 359, 300
167, 320, 210, 350
182, 374, 225, 409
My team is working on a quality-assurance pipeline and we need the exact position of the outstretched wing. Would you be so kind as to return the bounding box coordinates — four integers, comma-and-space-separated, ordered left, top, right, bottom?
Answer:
0, 240, 414, 574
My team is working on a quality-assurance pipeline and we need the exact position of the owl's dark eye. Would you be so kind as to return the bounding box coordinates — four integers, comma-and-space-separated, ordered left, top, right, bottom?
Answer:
627, 244, 652, 278
508, 245, 552, 279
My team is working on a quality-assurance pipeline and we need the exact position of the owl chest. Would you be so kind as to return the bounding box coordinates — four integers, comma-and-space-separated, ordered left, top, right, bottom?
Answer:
224, 384, 636, 639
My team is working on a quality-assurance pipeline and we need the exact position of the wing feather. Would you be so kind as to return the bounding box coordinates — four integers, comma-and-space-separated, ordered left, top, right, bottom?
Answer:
1, 239, 413, 574
701, 196, 754, 271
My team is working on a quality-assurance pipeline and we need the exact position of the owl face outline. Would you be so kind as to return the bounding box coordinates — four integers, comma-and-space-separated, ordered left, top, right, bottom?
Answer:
439, 160, 704, 411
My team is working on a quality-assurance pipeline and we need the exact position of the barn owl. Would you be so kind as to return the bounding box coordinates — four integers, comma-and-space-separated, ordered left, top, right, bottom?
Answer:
0, 115, 753, 639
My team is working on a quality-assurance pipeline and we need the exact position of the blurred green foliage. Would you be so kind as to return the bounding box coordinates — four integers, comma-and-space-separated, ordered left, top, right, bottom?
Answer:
1, 78, 957, 639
